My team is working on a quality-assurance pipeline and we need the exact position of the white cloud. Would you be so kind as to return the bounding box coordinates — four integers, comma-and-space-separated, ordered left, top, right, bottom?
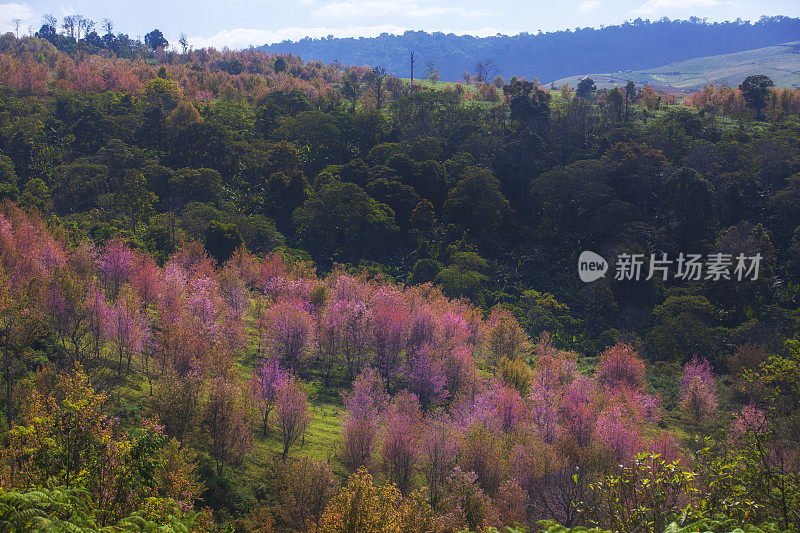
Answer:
188, 25, 407, 49
578, 0, 601, 12
1, 3, 35, 34
634, 0, 721, 15
189, 25, 509, 50
312, 0, 481, 19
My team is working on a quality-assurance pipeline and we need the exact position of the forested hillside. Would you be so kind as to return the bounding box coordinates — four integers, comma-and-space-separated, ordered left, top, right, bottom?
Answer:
0, 24, 799, 533
257, 16, 800, 83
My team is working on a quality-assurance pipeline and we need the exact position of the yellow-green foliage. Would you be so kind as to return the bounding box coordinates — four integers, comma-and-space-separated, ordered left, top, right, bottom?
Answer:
318, 468, 433, 533
0, 487, 211, 532
500, 357, 534, 395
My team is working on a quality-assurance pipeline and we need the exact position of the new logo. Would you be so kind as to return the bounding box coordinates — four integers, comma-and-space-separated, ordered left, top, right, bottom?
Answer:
578, 251, 608, 282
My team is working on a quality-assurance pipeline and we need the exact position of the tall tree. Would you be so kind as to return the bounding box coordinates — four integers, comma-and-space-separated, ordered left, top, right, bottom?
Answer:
444, 167, 510, 242
178, 33, 189, 54
275, 379, 309, 461
576, 77, 597, 99
373, 67, 386, 110
739, 74, 774, 119
144, 29, 168, 50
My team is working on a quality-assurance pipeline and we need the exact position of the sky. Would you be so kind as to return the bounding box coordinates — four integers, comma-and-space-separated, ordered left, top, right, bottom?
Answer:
2, 0, 799, 50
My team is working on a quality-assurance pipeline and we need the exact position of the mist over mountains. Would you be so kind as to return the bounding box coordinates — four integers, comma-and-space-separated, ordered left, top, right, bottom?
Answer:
258, 16, 800, 83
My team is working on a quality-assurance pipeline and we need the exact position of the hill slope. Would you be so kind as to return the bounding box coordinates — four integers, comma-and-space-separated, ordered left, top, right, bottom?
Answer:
551, 41, 800, 91
257, 17, 800, 82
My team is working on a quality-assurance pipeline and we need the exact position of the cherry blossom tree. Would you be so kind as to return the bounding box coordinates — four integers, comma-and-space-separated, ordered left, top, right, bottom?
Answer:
85, 282, 108, 364
342, 366, 390, 419
562, 377, 598, 448
528, 380, 560, 443
533, 335, 579, 390
275, 378, 309, 461
154, 265, 186, 375
46, 271, 90, 364
419, 413, 459, 508
251, 357, 290, 435
474, 380, 526, 434
407, 305, 436, 358
340, 367, 388, 472
131, 255, 162, 310
594, 403, 641, 462
371, 290, 410, 376
98, 238, 135, 298
263, 298, 315, 370
408, 350, 448, 409
596, 343, 646, 392
103, 290, 149, 373
328, 298, 373, 381
186, 275, 223, 339
381, 391, 421, 494
680, 356, 718, 424
340, 415, 378, 473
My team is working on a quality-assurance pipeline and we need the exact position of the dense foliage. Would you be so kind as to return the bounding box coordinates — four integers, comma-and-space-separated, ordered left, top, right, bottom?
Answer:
0, 24, 799, 533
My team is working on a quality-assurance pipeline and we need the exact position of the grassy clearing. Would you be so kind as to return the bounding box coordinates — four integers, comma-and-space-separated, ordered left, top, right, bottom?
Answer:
397, 77, 478, 93
236, 400, 346, 489
551, 41, 800, 91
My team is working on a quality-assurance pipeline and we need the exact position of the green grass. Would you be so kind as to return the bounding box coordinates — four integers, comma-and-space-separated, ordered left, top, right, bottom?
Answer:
551, 41, 800, 91
231, 399, 346, 494
230, 309, 348, 476
398, 77, 478, 93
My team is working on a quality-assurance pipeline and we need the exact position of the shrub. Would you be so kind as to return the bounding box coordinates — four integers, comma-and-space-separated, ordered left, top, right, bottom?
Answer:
595, 343, 646, 392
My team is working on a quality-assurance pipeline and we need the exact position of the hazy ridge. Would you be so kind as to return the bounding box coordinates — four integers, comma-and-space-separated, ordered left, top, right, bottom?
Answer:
257, 16, 800, 82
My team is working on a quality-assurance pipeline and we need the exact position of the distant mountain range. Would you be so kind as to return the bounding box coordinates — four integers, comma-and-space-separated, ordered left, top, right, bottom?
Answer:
552, 41, 800, 92
258, 16, 800, 84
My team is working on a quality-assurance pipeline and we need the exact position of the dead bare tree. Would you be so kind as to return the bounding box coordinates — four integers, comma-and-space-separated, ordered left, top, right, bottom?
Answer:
179, 33, 189, 54
62, 15, 76, 39
43, 14, 57, 29
474, 59, 500, 83
79, 18, 95, 40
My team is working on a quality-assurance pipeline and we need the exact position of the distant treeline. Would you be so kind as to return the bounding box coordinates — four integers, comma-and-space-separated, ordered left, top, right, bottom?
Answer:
258, 16, 800, 83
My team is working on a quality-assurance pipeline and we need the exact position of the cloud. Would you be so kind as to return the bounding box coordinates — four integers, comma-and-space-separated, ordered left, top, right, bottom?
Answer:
1, 3, 35, 34
578, 0, 601, 12
312, 0, 482, 19
189, 25, 509, 50
634, 0, 721, 15
188, 25, 407, 49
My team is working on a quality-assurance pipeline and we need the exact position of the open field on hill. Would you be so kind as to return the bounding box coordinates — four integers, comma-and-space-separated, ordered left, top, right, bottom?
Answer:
551, 41, 800, 91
